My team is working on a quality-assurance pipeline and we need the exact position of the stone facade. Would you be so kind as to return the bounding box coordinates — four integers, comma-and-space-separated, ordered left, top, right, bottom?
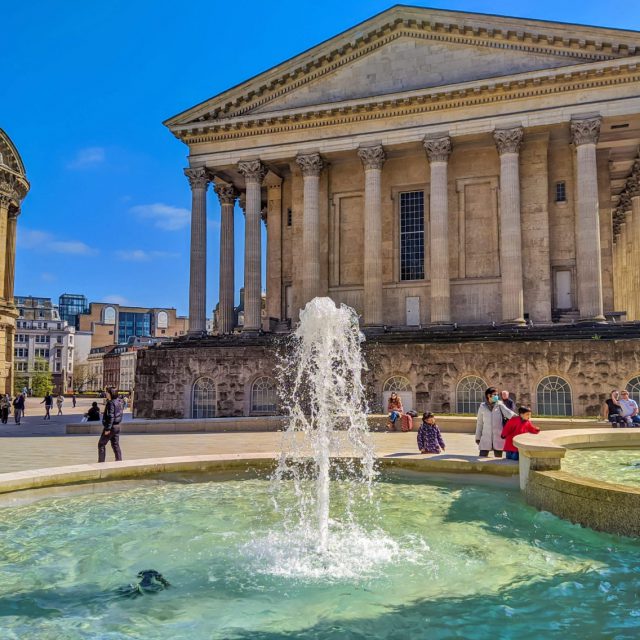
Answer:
0, 129, 29, 395
165, 7, 640, 331
135, 331, 640, 419
137, 8, 640, 419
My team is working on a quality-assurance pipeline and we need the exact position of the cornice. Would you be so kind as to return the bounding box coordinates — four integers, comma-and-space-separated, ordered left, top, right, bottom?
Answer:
174, 59, 640, 145
169, 12, 639, 127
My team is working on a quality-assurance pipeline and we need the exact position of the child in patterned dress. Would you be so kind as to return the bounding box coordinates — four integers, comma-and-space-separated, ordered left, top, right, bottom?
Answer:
417, 412, 446, 454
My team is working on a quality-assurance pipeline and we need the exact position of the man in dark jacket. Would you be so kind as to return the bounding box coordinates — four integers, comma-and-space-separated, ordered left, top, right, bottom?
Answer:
12, 393, 25, 425
98, 387, 123, 463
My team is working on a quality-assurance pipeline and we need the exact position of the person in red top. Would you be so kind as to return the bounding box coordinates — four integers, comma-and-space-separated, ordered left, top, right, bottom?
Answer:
501, 406, 540, 461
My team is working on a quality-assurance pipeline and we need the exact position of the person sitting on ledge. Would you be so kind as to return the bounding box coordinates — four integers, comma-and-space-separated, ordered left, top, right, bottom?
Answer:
501, 406, 540, 461
85, 402, 101, 422
386, 392, 403, 432
604, 390, 627, 427
618, 390, 640, 426
417, 412, 445, 454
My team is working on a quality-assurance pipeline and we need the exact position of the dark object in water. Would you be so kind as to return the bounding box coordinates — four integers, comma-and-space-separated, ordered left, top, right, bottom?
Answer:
117, 570, 171, 598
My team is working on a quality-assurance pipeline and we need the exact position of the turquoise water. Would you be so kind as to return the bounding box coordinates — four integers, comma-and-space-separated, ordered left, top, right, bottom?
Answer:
0, 474, 639, 639
563, 448, 640, 487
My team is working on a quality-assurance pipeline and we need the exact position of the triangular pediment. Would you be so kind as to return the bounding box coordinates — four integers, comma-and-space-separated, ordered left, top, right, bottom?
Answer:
166, 5, 640, 130
250, 36, 592, 114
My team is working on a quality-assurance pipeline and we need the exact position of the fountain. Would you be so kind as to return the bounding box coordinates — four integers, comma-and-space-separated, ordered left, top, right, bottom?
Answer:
0, 298, 638, 637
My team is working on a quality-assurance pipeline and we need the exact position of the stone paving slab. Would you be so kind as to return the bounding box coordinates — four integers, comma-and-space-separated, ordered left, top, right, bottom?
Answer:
0, 431, 509, 475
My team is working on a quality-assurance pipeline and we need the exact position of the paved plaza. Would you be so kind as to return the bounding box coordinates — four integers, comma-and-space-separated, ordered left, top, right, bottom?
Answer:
0, 397, 495, 475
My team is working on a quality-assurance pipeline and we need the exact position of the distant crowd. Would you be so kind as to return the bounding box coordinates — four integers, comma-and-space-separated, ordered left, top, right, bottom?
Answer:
387, 385, 640, 461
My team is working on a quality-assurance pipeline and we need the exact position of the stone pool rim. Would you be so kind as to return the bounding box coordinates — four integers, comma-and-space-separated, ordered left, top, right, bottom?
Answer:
0, 452, 519, 497
515, 428, 640, 537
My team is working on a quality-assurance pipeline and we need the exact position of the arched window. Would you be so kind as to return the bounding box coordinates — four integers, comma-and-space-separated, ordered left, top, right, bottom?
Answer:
156, 311, 169, 329
456, 376, 487, 414
537, 376, 572, 416
103, 306, 116, 325
626, 376, 640, 405
251, 377, 277, 413
382, 376, 413, 412
192, 377, 216, 418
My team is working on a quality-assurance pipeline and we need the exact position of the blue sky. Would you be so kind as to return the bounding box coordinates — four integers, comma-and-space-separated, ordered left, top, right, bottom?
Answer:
3, 0, 639, 316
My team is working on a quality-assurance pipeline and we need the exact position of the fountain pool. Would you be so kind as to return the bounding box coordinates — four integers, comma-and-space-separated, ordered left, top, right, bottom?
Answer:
1, 473, 639, 639
563, 447, 640, 488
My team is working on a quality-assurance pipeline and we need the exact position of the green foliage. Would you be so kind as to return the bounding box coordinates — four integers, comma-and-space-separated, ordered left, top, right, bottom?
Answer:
13, 376, 29, 396
31, 358, 54, 396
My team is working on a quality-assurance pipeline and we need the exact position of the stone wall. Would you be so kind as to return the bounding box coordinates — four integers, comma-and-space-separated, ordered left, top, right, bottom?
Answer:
135, 335, 640, 419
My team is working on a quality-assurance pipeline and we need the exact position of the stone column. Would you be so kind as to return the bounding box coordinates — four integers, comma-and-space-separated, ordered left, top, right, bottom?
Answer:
424, 136, 452, 324
4, 210, 17, 302
296, 152, 324, 308
214, 183, 237, 334
0, 197, 8, 301
238, 160, 266, 331
571, 116, 605, 321
629, 170, 640, 319
265, 173, 283, 324
494, 127, 525, 325
358, 145, 386, 326
184, 167, 210, 334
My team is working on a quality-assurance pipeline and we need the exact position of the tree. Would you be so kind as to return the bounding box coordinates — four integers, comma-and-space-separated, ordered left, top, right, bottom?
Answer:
73, 363, 95, 393
31, 358, 53, 397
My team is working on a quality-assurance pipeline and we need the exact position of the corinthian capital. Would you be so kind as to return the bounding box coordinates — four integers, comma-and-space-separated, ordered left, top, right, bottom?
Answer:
627, 175, 640, 198
358, 145, 386, 170
570, 117, 601, 146
296, 152, 325, 177
493, 127, 523, 155
618, 192, 632, 212
184, 167, 210, 190
214, 182, 237, 205
238, 160, 266, 184
424, 136, 452, 163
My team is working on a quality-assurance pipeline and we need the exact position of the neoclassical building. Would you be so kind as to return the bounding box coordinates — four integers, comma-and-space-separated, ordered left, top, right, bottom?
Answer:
136, 7, 640, 418
0, 129, 29, 395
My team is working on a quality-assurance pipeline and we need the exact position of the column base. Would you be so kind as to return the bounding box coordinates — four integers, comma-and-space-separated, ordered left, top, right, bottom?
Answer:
577, 315, 607, 324
501, 319, 526, 327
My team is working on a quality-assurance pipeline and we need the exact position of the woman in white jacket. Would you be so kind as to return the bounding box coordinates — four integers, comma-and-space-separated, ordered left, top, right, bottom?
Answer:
475, 386, 516, 458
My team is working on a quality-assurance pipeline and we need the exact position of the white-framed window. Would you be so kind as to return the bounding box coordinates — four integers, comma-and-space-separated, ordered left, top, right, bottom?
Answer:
251, 377, 277, 413
157, 311, 169, 329
103, 306, 116, 325
456, 376, 487, 414
399, 191, 425, 281
192, 377, 216, 418
382, 376, 413, 412
626, 377, 640, 405
537, 376, 572, 416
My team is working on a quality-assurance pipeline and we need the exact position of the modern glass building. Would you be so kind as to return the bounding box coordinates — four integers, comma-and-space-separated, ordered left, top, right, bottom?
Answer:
58, 294, 89, 329
118, 311, 152, 343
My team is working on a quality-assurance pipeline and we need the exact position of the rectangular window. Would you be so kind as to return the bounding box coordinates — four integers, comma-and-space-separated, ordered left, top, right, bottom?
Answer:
400, 191, 425, 281
287, 208, 292, 227
555, 181, 567, 203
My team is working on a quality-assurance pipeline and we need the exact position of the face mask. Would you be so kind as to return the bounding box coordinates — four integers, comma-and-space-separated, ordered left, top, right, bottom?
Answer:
491, 395, 499, 403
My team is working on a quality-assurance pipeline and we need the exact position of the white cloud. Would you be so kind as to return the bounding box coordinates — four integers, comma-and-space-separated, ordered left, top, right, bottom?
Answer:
50, 241, 96, 255
130, 203, 190, 231
17, 228, 97, 255
115, 249, 179, 262
66, 146, 106, 169
103, 295, 130, 305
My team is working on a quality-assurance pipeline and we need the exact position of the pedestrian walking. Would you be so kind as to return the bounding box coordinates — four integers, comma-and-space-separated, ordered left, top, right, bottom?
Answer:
56, 394, 64, 415
41, 393, 53, 420
72, 394, 77, 408
98, 387, 124, 463
12, 393, 25, 425
0, 394, 11, 424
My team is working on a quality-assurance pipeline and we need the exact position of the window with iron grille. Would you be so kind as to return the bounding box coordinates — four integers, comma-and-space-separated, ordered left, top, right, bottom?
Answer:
287, 208, 292, 227
555, 181, 567, 203
192, 377, 216, 418
251, 377, 277, 413
400, 191, 425, 281
537, 376, 572, 416
456, 376, 488, 414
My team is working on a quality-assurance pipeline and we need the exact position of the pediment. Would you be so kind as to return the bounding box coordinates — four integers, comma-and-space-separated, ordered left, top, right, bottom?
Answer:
166, 6, 640, 132
250, 36, 592, 115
